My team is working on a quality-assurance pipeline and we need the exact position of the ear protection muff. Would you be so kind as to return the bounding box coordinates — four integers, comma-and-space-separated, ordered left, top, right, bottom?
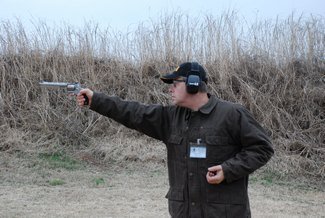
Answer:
186, 62, 201, 94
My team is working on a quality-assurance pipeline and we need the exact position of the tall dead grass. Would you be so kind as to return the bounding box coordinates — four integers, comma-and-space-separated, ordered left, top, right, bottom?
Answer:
0, 12, 324, 181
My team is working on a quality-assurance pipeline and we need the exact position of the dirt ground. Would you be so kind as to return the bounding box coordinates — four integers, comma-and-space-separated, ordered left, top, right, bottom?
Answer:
0, 153, 324, 218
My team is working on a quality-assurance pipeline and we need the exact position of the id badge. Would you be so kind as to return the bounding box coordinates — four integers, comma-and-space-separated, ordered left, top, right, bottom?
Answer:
189, 139, 206, 159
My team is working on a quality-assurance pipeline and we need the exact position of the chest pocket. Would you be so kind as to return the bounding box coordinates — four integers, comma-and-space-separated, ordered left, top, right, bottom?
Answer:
167, 134, 185, 161
206, 136, 239, 165
168, 134, 183, 144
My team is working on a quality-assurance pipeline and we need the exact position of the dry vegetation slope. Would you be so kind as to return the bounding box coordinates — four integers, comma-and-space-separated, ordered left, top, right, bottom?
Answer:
0, 13, 324, 187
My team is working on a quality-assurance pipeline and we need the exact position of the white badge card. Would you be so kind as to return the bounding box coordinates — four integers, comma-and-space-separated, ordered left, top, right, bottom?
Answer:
189, 139, 206, 159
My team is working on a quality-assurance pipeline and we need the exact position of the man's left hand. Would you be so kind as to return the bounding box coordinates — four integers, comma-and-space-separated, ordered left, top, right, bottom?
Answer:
206, 165, 225, 184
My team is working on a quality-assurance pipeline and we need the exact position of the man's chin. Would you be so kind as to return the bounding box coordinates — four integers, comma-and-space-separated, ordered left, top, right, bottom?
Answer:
170, 99, 177, 105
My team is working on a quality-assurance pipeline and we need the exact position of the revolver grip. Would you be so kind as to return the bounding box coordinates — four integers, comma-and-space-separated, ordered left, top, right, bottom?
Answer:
83, 94, 89, 105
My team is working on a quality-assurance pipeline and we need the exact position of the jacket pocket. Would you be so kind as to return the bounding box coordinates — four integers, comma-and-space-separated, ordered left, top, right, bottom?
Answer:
206, 135, 228, 145
167, 134, 185, 162
206, 135, 239, 164
168, 134, 183, 145
165, 188, 184, 201
206, 178, 247, 204
205, 203, 249, 218
165, 188, 185, 218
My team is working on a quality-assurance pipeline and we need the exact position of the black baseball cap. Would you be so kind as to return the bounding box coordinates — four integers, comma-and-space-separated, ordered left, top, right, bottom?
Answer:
160, 62, 208, 84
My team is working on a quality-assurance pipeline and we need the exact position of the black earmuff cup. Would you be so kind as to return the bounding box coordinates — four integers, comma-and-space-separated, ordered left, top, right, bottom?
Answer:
186, 62, 201, 94
186, 75, 200, 94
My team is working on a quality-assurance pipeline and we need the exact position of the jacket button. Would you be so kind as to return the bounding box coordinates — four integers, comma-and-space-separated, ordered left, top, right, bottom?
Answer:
189, 172, 194, 177
191, 202, 195, 206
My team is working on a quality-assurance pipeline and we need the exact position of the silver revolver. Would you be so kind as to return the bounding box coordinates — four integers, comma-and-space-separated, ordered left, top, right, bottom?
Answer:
39, 81, 89, 105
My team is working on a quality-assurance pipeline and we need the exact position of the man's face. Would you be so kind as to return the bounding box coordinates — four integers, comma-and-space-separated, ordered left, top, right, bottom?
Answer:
169, 78, 188, 106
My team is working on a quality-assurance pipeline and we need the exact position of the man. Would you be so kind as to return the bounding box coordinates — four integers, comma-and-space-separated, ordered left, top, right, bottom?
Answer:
76, 62, 274, 217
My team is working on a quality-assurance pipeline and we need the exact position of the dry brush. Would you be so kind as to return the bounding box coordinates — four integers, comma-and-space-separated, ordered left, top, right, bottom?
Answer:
0, 12, 324, 182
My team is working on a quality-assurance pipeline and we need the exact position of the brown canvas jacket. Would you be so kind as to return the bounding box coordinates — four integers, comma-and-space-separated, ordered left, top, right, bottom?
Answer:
90, 92, 274, 218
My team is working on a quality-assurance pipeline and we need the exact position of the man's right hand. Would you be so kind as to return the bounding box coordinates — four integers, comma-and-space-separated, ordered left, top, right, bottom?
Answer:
77, 88, 93, 107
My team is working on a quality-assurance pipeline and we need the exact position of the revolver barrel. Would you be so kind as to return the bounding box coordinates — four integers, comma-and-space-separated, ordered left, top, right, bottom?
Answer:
39, 81, 69, 87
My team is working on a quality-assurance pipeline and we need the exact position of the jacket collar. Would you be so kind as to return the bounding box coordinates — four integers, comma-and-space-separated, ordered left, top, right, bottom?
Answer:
198, 94, 218, 114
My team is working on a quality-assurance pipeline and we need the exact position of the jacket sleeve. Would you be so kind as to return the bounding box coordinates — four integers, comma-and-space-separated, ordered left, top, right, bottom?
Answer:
221, 106, 274, 183
89, 92, 171, 141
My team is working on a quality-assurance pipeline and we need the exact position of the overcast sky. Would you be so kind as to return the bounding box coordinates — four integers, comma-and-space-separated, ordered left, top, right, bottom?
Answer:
1, 0, 324, 31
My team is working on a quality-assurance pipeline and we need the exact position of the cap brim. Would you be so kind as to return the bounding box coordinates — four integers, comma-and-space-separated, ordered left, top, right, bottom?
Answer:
160, 72, 179, 84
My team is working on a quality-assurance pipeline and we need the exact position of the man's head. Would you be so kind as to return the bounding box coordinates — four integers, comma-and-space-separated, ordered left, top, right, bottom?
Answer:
160, 62, 208, 94
160, 62, 209, 109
